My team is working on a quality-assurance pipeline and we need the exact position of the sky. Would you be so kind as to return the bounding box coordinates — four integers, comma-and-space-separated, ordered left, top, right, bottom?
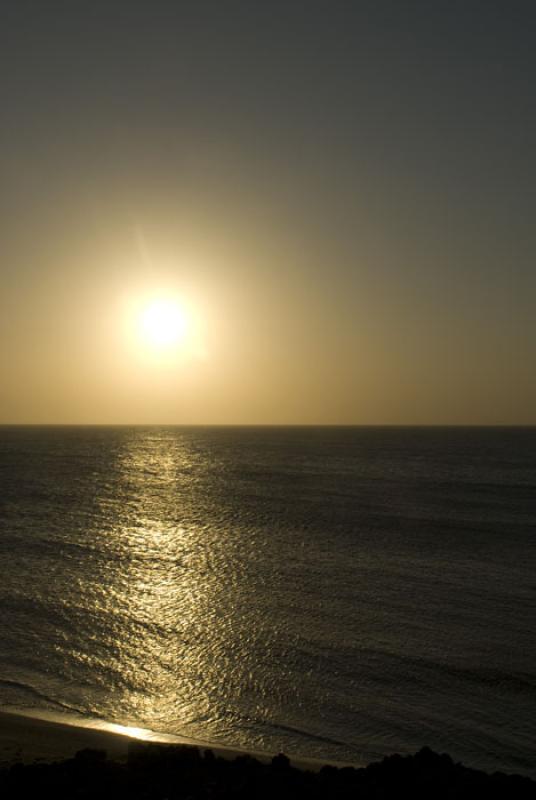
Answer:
1, 0, 534, 424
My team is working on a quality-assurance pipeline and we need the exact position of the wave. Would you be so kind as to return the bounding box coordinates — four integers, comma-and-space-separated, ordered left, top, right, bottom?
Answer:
0, 679, 83, 715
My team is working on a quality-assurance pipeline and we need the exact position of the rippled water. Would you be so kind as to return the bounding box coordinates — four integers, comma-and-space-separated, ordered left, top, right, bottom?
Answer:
0, 426, 535, 775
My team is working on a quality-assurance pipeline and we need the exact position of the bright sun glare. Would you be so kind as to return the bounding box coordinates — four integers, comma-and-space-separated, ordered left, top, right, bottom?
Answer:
139, 297, 189, 349
124, 290, 206, 365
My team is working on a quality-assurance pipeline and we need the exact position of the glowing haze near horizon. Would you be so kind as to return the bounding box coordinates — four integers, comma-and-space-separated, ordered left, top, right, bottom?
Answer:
1, 1, 534, 425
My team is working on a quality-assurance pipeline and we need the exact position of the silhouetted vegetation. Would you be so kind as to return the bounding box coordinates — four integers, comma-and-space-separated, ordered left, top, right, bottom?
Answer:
1, 742, 534, 799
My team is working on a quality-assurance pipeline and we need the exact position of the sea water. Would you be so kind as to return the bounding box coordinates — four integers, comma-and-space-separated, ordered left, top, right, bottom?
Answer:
0, 426, 534, 776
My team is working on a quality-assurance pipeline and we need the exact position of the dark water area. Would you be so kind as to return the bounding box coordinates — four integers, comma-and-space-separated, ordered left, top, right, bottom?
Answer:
0, 426, 535, 776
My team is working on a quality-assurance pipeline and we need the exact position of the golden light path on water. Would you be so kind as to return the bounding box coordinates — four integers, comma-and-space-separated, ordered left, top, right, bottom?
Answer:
108, 433, 215, 731
89, 428, 270, 747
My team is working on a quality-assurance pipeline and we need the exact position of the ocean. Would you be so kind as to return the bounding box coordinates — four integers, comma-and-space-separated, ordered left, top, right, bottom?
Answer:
0, 426, 534, 776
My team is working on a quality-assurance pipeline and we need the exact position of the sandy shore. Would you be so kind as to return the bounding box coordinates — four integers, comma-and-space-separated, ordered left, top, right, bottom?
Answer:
0, 709, 324, 770
2, 709, 535, 800
0, 710, 258, 766
2, 710, 534, 800
0, 710, 138, 766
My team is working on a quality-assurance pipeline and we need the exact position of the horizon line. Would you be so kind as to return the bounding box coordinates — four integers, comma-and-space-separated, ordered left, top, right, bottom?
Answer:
0, 423, 534, 429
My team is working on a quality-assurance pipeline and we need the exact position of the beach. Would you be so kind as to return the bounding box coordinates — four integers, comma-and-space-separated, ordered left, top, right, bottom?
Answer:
0, 710, 316, 770
1, 709, 535, 799
0, 710, 134, 766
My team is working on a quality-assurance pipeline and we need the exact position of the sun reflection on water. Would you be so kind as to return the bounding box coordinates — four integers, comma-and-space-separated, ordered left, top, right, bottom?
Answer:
98, 429, 232, 737
104, 723, 154, 740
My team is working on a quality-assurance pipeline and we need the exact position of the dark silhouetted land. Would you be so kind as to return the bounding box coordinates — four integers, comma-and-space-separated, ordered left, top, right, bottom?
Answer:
1, 717, 534, 800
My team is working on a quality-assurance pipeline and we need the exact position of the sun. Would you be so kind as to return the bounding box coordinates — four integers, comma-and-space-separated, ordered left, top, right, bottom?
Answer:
138, 297, 189, 350
122, 289, 206, 365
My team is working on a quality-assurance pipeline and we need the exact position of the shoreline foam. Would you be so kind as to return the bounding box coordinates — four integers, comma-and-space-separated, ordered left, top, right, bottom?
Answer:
1, 710, 534, 800
0, 708, 341, 771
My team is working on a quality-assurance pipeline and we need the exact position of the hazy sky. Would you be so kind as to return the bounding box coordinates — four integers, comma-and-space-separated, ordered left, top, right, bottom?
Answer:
1, 0, 534, 424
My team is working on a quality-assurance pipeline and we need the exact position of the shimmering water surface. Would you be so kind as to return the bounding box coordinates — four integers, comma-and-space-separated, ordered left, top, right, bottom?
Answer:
0, 426, 535, 775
